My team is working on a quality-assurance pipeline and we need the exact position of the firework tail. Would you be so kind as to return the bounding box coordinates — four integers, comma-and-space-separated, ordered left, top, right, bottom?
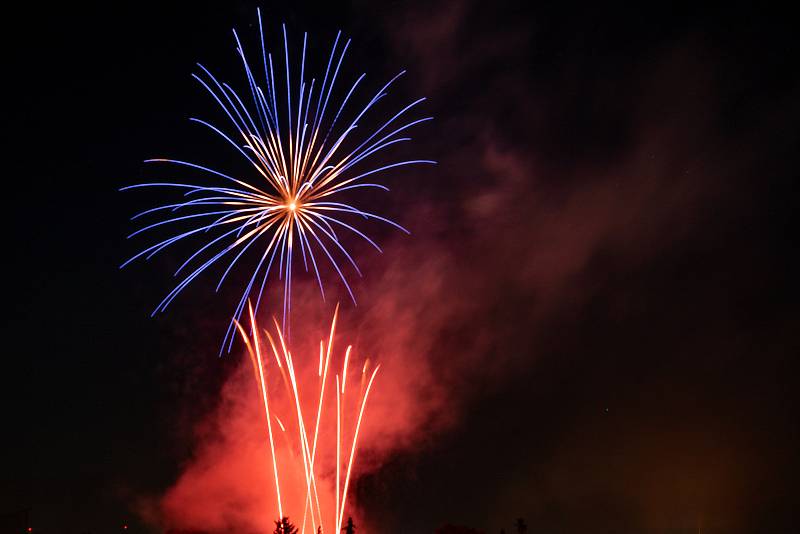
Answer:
236, 303, 378, 533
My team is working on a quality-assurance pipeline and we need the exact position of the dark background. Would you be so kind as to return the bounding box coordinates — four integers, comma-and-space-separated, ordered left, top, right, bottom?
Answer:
7, 1, 799, 533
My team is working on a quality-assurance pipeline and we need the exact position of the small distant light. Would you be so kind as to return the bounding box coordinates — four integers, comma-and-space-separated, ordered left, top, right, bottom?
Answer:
27, 528, 33, 533
123, 525, 128, 530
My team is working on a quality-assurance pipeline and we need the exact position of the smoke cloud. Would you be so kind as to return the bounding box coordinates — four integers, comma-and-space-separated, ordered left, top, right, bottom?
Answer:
141, 1, 788, 532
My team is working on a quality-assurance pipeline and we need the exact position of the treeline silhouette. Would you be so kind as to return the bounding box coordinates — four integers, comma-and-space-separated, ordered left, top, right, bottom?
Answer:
267, 515, 527, 534
268, 514, 529, 534
270, 516, 356, 534
161, 515, 530, 533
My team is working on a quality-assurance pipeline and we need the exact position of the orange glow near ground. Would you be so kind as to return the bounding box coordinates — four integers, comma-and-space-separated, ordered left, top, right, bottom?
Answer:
234, 303, 380, 534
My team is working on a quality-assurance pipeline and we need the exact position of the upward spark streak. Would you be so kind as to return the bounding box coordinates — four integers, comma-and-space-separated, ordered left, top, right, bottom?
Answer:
237, 305, 378, 533
122, 10, 434, 351
235, 307, 283, 521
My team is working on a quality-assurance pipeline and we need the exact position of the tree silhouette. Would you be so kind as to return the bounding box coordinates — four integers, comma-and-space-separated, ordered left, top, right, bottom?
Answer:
514, 518, 527, 534
342, 517, 356, 534
273, 517, 298, 534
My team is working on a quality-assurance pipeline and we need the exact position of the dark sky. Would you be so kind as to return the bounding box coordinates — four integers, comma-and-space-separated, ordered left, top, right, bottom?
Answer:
7, 1, 799, 533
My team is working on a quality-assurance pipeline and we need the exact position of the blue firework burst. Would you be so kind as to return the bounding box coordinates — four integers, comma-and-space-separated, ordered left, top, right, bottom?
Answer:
122, 9, 434, 352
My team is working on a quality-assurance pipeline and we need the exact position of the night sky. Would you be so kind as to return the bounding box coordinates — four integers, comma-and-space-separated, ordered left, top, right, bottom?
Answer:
7, 2, 799, 533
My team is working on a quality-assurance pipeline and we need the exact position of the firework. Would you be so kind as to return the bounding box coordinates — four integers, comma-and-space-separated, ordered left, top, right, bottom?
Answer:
235, 304, 379, 534
122, 9, 434, 350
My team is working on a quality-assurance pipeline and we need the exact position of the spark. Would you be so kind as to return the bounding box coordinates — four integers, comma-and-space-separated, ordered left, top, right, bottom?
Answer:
237, 304, 378, 533
235, 308, 283, 521
274, 415, 286, 432
341, 345, 352, 394
122, 9, 434, 352
338, 363, 379, 533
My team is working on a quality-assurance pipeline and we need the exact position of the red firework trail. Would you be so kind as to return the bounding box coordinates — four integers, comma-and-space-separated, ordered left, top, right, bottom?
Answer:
235, 303, 379, 533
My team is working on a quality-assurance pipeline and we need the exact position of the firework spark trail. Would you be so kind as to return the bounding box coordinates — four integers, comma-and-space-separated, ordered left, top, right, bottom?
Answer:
338, 364, 379, 533
234, 312, 283, 521
236, 306, 379, 533
265, 324, 325, 530
251, 317, 322, 531
273, 324, 325, 532
301, 306, 338, 530
335, 375, 342, 534
122, 9, 434, 351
